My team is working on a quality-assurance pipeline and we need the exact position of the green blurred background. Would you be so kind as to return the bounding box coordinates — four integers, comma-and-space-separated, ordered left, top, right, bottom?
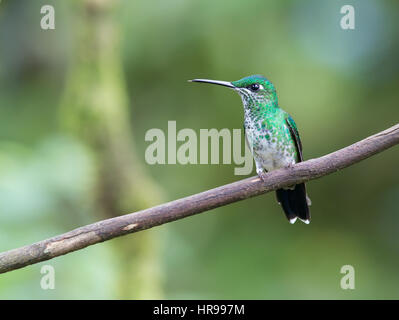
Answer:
0, 0, 398, 299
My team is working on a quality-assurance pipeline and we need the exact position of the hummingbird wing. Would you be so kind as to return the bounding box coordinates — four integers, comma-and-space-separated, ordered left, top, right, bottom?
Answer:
285, 115, 312, 206
285, 115, 303, 162
275, 115, 311, 223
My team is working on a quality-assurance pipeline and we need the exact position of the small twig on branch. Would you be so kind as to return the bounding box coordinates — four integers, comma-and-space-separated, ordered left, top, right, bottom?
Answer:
0, 124, 398, 274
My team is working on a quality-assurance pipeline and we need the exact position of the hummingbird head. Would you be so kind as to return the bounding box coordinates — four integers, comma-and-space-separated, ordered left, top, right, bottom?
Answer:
189, 74, 278, 109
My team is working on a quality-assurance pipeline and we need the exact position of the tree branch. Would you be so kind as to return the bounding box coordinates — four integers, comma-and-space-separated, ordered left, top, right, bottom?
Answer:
1, 123, 398, 274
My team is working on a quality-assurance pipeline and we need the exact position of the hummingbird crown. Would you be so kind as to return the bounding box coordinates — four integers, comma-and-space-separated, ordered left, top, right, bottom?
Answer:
231, 75, 278, 111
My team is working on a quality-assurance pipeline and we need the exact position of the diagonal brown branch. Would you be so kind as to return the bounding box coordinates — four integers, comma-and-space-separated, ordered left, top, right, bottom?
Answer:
0, 123, 398, 274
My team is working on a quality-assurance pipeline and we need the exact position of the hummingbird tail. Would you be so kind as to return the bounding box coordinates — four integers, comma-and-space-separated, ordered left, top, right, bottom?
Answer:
276, 183, 310, 224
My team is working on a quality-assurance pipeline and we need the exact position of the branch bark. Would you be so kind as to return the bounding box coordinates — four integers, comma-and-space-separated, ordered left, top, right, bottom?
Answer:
1, 123, 398, 274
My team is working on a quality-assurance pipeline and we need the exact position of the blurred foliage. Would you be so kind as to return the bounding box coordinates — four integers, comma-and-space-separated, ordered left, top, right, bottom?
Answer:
0, 0, 398, 299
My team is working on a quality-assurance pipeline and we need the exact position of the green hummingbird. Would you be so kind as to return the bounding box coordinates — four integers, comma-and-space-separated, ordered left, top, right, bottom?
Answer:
189, 75, 311, 224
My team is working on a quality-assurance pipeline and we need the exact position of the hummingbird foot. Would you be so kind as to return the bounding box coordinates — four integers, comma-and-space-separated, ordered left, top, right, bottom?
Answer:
286, 162, 296, 169
257, 171, 268, 182
255, 162, 268, 182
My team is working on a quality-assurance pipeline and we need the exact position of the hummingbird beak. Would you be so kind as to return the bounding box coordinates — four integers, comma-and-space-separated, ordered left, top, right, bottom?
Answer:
188, 79, 236, 89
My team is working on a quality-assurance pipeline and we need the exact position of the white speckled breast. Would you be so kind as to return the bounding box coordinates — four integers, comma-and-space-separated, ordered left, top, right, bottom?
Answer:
245, 118, 296, 172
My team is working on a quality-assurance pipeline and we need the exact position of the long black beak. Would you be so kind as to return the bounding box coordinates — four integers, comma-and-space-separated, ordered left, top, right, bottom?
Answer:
188, 79, 235, 89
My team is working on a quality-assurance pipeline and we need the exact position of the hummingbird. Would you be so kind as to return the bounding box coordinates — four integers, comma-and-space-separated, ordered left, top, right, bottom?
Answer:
189, 75, 311, 224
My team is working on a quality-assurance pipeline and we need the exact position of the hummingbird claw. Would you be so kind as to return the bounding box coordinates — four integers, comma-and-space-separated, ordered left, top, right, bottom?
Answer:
258, 171, 268, 182
286, 162, 295, 169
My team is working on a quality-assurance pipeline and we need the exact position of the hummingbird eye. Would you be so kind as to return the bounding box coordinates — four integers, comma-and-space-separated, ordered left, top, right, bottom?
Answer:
248, 83, 260, 91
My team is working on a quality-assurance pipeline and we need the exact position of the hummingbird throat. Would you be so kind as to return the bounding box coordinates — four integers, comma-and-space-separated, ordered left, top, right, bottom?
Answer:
239, 91, 278, 121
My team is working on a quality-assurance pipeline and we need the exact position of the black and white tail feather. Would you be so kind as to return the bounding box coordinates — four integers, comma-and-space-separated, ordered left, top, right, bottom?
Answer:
276, 184, 310, 224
